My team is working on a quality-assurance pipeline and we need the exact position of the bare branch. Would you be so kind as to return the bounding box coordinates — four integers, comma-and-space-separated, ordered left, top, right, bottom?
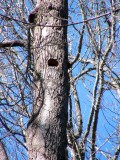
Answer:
70, 72, 83, 138
113, 145, 120, 160
0, 8, 120, 27
73, 67, 96, 82
83, 67, 99, 144
91, 64, 104, 159
71, 25, 85, 65
0, 40, 26, 48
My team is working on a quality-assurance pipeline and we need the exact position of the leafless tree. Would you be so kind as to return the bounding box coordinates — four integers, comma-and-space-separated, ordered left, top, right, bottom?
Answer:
0, 0, 120, 159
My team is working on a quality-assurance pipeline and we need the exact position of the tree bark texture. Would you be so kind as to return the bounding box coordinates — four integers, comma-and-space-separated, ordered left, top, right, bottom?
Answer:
26, 0, 68, 160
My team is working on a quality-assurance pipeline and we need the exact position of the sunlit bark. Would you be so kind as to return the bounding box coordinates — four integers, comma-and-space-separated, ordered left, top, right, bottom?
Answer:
26, 0, 69, 159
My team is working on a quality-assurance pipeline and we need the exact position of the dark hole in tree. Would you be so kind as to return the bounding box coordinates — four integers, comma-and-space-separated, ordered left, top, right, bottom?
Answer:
29, 13, 36, 23
48, 59, 58, 67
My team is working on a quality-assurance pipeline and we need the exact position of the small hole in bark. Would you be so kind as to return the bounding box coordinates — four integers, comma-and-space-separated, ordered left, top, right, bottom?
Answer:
48, 59, 58, 67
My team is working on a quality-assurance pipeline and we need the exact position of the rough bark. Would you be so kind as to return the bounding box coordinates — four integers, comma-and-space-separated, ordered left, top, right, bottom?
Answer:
26, 0, 68, 160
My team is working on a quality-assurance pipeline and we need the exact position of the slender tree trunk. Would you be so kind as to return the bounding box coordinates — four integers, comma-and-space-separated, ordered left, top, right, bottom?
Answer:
26, 0, 68, 159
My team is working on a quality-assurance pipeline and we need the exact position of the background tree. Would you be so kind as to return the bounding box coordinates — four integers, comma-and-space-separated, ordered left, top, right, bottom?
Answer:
0, 141, 8, 160
0, 0, 120, 160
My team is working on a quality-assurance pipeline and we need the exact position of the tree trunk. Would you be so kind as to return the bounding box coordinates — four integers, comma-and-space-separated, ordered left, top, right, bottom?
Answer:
26, 0, 68, 159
